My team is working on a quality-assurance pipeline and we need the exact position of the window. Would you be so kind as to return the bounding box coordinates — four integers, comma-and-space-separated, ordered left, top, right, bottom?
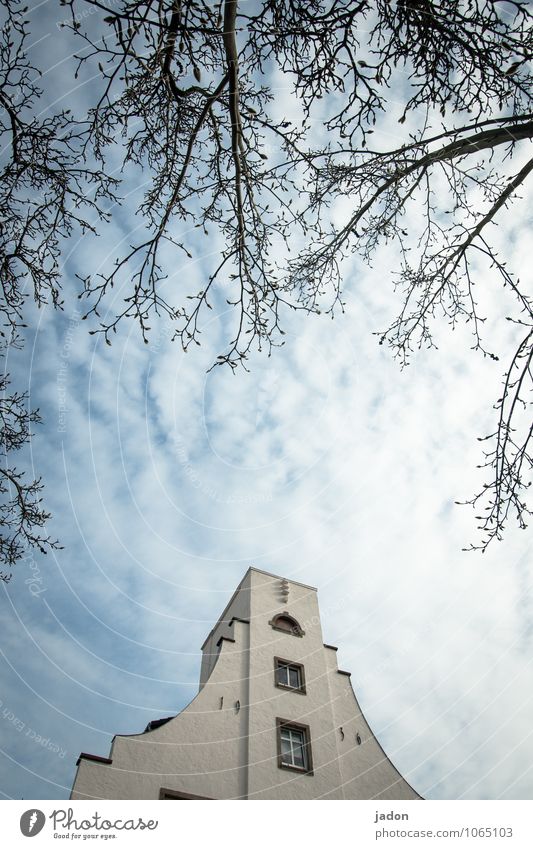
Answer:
268, 612, 305, 637
274, 657, 306, 693
276, 719, 313, 774
159, 788, 212, 799
281, 726, 306, 768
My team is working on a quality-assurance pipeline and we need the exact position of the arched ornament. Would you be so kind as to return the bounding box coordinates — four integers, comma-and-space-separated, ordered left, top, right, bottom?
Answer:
268, 612, 305, 637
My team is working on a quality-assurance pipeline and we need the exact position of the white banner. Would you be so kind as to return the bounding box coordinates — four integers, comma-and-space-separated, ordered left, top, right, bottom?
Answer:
2, 800, 533, 848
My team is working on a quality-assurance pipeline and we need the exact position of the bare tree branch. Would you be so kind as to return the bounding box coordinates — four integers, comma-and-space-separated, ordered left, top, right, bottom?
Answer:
2, 0, 532, 551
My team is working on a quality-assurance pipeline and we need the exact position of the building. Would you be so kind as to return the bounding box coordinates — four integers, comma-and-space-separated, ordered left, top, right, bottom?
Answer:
71, 567, 420, 800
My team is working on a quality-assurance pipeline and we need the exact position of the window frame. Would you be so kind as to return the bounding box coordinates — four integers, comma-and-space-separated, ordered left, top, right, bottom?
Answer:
274, 656, 306, 694
275, 718, 314, 775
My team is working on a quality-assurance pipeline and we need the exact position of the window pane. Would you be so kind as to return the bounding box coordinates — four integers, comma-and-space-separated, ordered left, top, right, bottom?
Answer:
293, 744, 305, 768
277, 663, 289, 686
280, 737, 292, 760
291, 730, 305, 768
289, 667, 300, 688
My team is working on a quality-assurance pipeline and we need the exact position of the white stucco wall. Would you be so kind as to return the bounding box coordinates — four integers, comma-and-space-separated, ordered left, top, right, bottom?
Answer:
71, 567, 421, 800
71, 620, 250, 800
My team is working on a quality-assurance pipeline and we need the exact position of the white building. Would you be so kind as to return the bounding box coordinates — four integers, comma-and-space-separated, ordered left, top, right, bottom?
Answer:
71, 568, 420, 800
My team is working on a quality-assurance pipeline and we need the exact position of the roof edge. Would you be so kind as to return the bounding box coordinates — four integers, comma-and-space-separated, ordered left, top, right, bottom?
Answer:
76, 752, 113, 767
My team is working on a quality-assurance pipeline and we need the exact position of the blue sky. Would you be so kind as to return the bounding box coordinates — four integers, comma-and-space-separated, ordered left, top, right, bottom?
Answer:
1, 1, 532, 801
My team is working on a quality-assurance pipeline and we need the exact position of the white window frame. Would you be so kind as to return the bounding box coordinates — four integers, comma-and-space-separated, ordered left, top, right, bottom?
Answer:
274, 657, 306, 693
276, 718, 313, 775
280, 726, 307, 768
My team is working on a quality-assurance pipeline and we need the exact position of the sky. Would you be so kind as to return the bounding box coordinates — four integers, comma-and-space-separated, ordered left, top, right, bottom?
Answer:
0, 1, 532, 801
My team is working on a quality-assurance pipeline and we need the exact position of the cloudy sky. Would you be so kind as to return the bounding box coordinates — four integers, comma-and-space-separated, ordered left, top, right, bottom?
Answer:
1, 1, 532, 801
